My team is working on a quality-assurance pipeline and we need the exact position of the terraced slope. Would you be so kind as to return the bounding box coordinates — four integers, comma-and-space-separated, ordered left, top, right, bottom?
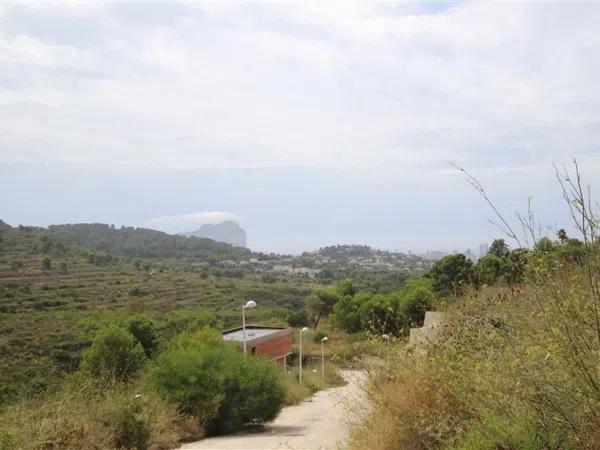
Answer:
0, 223, 310, 404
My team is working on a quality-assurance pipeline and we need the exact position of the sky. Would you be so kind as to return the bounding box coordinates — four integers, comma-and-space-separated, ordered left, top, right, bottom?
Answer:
1, 1, 599, 254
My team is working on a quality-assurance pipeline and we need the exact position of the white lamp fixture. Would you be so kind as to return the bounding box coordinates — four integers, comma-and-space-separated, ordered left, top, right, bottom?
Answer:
242, 300, 257, 354
299, 327, 309, 383
321, 336, 329, 381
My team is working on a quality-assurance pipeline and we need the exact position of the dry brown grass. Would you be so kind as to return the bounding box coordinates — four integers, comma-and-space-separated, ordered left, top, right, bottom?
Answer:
0, 378, 182, 450
350, 264, 600, 450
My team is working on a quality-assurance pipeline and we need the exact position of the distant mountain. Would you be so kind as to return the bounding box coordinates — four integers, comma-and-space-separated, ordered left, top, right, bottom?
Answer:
182, 221, 247, 248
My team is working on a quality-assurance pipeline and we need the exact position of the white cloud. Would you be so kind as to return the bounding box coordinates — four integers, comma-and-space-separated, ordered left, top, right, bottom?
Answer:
0, 1, 599, 176
143, 211, 242, 234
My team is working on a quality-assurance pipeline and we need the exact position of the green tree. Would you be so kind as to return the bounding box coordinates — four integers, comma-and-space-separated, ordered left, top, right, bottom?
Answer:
397, 278, 435, 329
357, 293, 395, 334
507, 248, 529, 284
535, 236, 555, 253
128, 316, 159, 357
475, 254, 508, 285
306, 288, 338, 328
488, 239, 510, 258
332, 294, 362, 333
286, 310, 308, 327
153, 328, 284, 434
557, 228, 568, 245
41, 257, 52, 270
81, 325, 146, 382
336, 279, 356, 297
429, 254, 474, 297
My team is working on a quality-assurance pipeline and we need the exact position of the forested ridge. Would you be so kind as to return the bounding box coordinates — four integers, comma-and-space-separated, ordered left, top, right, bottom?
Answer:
47, 223, 253, 261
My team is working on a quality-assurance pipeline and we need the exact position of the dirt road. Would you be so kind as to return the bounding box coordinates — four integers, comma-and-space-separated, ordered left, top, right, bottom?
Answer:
180, 370, 367, 450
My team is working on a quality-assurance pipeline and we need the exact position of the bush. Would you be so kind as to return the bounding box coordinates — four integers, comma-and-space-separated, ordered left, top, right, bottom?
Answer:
332, 277, 435, 335
312, 330, 328, 343
111, 403, 150, 450
81, 325, 146, 382
0, 380, 180, 450
153, 328, 284, 434
128, 316, 159, 357
41, 257, 52, 270
208, 351, 284, 434
286, 309, 308, 327
428, 253, 473, 297
0, 430, 14, 450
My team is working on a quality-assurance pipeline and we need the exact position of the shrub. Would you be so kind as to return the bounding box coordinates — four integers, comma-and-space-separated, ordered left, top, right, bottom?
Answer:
128, 316, 159, 357
81, 325, 146, 382
208, 351, 284, 434
153, 328, 284, 434
128, 286, 146, 297
312, 330, 328, 343
41, 257, 52, 270
396, 278, 434, 329
286, 309, 308, 327
428, 253, 473, 297
0, 430, 14, 450
152, 344, 226, 420
111, 403, 150, 450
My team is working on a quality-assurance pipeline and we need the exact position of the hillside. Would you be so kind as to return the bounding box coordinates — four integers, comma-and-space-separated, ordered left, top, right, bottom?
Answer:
47, 223, 253, 261
39, 224, 430, 288
0, 223, 310, 404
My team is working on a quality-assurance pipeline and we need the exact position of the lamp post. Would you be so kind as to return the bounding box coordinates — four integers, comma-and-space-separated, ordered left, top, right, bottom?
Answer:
242, 300, 257, 354
321, 336, 329, 381
382, 334, 390, 371
299, 326, 309, 383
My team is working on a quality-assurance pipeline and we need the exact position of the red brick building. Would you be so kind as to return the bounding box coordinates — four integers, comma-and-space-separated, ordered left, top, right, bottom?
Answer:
222, 325, 293, 368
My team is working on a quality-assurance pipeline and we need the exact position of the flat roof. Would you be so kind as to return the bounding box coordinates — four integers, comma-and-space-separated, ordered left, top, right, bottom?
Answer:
222, 325, 290, 343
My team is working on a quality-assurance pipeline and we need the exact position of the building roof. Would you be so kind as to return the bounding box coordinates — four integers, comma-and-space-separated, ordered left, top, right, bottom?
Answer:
222, 325, 292, 344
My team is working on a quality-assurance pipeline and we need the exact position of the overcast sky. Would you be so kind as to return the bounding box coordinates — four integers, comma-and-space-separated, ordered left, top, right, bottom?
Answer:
1, 1, 599, 253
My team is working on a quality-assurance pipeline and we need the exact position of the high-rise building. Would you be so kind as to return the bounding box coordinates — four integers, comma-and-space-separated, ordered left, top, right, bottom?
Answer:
479, 243, 489, 258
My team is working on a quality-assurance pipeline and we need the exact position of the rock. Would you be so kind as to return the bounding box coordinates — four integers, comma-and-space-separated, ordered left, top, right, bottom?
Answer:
182, 221, 247, 248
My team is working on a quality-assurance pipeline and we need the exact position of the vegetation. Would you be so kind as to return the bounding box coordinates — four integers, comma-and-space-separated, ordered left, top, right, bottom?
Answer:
351, 163, 600, 449
332, 278, 435, 335
80, 325, 146, 382
0, 223, 310, 404
153, 328, 284, 435
47, 223, 252, 262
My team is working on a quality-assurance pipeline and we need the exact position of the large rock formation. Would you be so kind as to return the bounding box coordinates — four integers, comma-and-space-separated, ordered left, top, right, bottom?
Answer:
183, 221, 247, 248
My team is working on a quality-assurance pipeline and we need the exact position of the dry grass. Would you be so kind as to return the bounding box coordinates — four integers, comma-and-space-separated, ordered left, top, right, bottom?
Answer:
350, 263, 600, 450
281, 361, 345, 406
0, 378, 182, 450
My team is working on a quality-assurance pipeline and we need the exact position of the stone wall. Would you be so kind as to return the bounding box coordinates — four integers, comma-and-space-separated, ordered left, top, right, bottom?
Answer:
409, 311, 444, 348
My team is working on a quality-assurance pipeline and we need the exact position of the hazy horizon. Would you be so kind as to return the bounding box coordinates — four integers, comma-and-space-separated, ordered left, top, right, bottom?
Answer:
1, 2, 599, 253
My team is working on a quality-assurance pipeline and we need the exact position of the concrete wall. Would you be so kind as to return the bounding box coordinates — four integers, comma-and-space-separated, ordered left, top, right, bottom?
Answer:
249, 331, 293, 361
409, 311, 444, 348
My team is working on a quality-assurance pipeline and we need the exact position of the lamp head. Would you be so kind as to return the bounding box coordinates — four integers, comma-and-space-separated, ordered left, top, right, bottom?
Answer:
301, 327, 309, 333
382, 334, 390, 340
322, 336, 329, 342
244, 300, 257, 309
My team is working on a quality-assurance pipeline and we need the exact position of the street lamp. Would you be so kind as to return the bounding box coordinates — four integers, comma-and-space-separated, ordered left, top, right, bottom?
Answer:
299, 326, 309, 383
382, 334, 390, 371
242, 300, 257, 354
321, 336, 329, 381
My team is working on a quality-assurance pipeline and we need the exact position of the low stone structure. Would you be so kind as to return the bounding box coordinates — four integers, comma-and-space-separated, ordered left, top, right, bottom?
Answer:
409, 311, 444, 348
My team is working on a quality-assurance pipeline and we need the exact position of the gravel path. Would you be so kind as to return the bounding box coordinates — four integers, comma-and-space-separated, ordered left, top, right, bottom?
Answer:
180, 370, 368, 450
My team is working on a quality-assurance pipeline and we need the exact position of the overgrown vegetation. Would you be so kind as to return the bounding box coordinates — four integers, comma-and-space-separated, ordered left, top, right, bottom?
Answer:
351, 162, 600, 449
152, 328, 284, 435
0, 223, 310, 404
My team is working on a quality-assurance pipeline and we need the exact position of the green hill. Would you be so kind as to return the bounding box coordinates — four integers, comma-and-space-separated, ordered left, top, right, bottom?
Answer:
47, 223, 254, 262
0, 223, 310, 404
